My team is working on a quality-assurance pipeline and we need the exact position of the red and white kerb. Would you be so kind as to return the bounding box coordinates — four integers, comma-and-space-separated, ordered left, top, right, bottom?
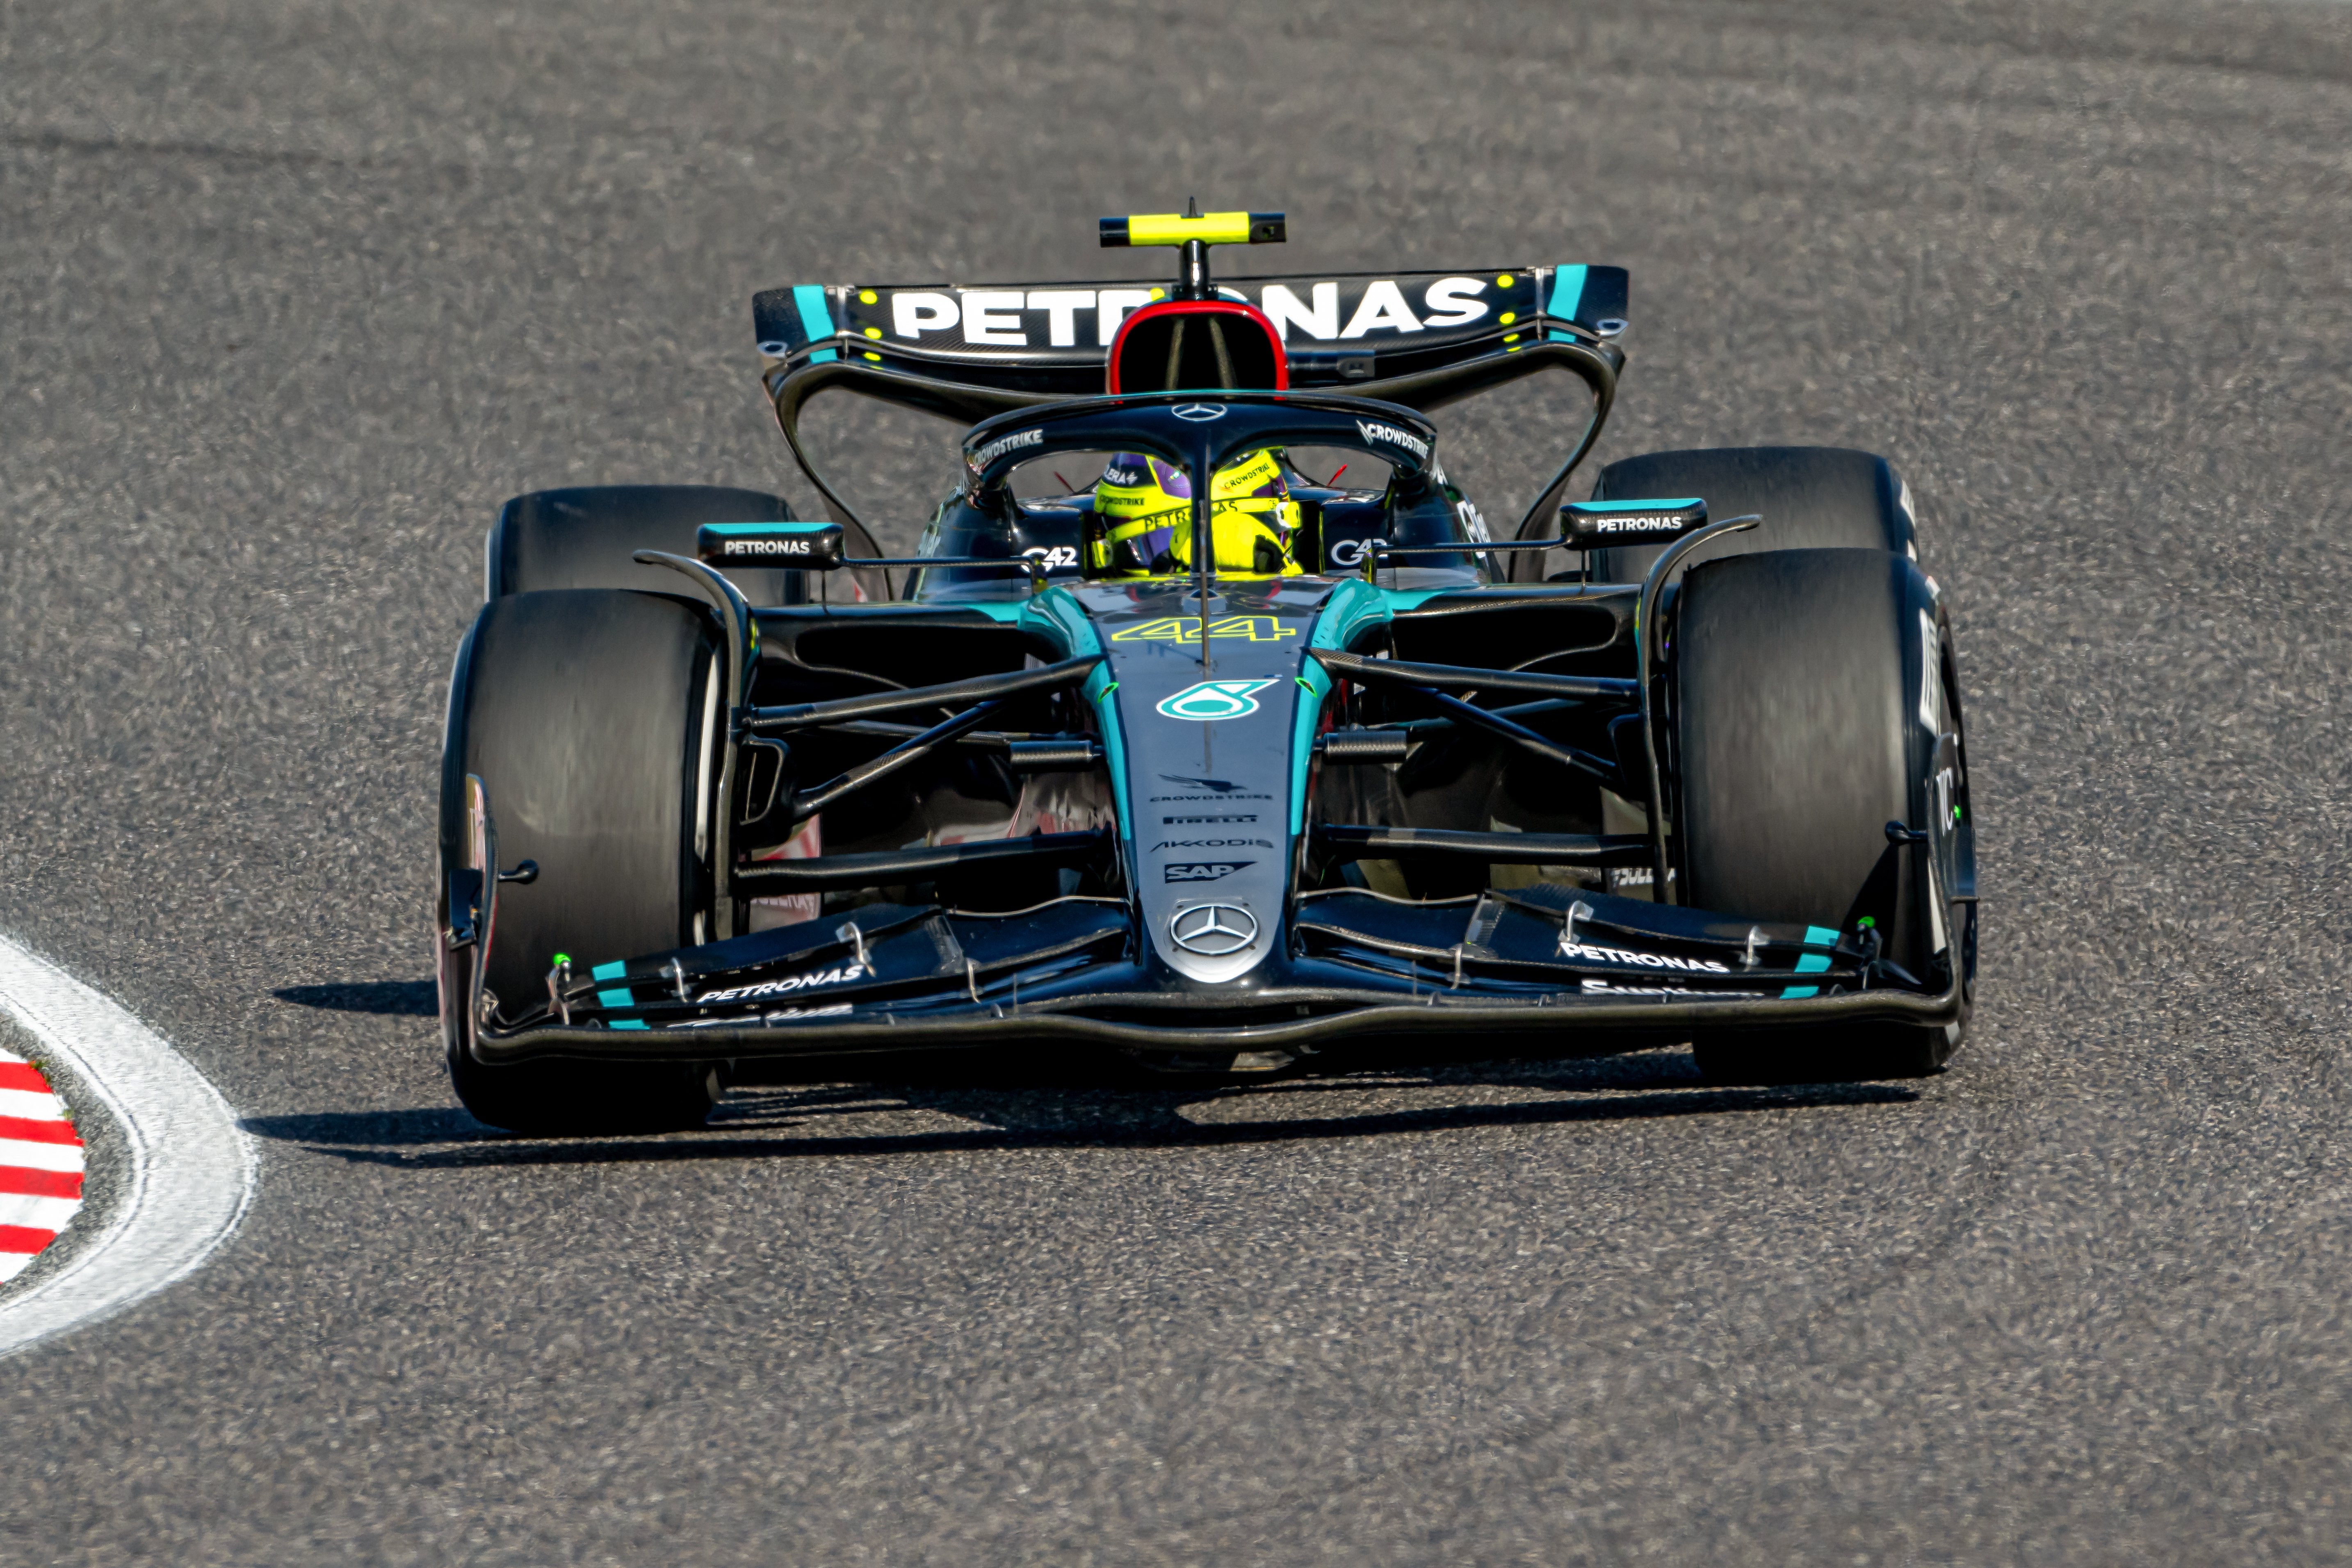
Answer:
0, 1046, 83, 1283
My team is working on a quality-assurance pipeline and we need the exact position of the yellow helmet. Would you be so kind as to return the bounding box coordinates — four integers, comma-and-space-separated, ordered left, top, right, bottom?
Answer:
1089, 448, 1303, 577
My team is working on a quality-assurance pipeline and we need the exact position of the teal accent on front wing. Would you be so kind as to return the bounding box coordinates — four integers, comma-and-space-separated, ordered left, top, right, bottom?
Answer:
793, 284, 837, 345
1547, 264, 1588, 323
809, 348, 838, 363
591, 961, 626, 981
597, 988, 635, 1009
1780, 933, 1840, 995
611, 1020, 650, 1030
1575, 499, 1704, 513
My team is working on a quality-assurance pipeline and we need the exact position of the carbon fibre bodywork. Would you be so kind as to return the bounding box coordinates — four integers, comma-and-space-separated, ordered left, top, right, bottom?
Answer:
441, 225, 1975, 1076
449, 518, 1969, 1066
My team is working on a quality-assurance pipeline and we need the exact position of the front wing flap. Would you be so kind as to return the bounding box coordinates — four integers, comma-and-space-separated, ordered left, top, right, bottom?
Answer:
469, 888, 1955, 1064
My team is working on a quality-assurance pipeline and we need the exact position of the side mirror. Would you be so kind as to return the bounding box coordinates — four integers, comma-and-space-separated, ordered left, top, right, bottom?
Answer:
1559, 498, 1706, 551
696, 522, 844, 570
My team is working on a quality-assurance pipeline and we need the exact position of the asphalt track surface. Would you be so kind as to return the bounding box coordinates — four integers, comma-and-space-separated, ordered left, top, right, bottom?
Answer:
4, 1, 2351, 1561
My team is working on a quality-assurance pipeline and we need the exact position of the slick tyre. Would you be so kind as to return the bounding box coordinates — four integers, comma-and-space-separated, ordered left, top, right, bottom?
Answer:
1583, 446, 1916, 585
440, 588, 727, 1134
486, 484, 807, 606
1672, 548, 1977, 1084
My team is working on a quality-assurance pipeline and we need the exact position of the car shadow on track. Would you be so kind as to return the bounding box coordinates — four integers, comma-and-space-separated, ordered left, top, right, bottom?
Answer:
273, 981, 437, 1016
241, 1046, 1921, 1171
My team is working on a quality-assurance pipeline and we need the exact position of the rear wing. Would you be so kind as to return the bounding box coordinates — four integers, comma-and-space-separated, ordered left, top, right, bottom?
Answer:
754, 263, 1628, 545
754, 265, 1624, 401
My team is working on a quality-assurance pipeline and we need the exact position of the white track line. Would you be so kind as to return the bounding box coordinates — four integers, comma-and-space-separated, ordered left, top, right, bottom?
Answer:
0, 935, 254, 1360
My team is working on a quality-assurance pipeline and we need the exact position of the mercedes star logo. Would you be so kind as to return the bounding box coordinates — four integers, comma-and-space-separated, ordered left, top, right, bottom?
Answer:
1173, 402, 1227, 422
1169, 902, 1259, 957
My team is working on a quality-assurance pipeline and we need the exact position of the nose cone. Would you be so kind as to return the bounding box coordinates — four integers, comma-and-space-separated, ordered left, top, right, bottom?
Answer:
1077, 577, 1336, 986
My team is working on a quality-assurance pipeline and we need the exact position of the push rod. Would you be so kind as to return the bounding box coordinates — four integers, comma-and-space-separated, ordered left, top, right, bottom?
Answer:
730, 830, 1109, 892
789, 701, 1007, 823
1311, 648, 1638, 703
745, 656, 1101, 733
1412, 685, 1620, 785
1313, 825, 1651, 866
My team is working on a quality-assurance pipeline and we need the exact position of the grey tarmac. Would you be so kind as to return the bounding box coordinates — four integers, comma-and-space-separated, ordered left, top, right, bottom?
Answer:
2, 0, 2350, 1562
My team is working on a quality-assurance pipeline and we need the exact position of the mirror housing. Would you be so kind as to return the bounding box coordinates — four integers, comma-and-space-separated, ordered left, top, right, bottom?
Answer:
1560, 498, 1705, 551
697, 521, 844, 570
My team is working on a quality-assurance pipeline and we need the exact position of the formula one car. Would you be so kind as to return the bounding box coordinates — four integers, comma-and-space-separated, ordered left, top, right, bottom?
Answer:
437, 209, 1977, 1134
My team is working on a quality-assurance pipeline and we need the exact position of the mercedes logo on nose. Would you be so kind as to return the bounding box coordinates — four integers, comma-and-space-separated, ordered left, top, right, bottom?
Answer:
1173, 402, 1227, 422
1169, 902, 1258, 956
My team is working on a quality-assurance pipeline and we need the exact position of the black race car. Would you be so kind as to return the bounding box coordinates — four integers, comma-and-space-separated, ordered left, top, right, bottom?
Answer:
437, 210, 1977, 1134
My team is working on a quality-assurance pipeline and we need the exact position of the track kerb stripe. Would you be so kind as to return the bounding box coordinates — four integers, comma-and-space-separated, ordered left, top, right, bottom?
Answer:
0, 1045, 83, 1283
0, 938, 253, 1355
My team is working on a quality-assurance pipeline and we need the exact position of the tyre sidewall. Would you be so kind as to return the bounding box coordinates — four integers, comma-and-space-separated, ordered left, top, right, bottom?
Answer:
437, 588, 726, 1133
1673, 548, 1973, 1080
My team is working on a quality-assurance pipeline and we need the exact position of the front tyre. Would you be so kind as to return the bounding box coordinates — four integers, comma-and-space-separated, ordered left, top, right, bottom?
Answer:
1671, 548, 1976, 1084
439, 588, 728, 1134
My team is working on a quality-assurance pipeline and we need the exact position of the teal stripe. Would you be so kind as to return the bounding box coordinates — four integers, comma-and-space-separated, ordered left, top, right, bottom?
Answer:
1795, 953, 1831, 975
810, 347, 838, 363
1289, 658, 1332, 837
1780, 986, 1820, 1000
793, 285, 836, 343
1803, 925, 1839, 947
596, 987, 634, 1008
1574, 499, 1702, 512
1309, 579, 1403, 650
704, 522, 834, 536
1092, 669, 1130, 839
611, 1019, 649, 1031
1548, 264, 1588, 321
591, 961, 625, 981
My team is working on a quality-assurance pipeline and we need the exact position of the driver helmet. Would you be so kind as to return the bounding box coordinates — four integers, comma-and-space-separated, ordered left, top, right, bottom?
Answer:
1089, 448, 1303, 577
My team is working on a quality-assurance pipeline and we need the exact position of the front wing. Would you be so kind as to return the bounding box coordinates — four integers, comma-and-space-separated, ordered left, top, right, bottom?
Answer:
462, 883, 1962, 1065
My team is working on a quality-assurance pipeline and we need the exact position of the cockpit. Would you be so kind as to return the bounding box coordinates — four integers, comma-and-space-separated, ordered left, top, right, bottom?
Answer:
907, 390, 1493, 600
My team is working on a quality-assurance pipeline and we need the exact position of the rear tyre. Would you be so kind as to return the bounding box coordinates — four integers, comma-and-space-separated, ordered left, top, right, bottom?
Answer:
1584, 446, 1916, 585
1672, 549, 1976, 1084
439, 588, 727, 1134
